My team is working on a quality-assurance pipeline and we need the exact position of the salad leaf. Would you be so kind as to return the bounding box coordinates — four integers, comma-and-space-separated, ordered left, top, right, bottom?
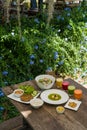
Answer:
19, 85, 35, 94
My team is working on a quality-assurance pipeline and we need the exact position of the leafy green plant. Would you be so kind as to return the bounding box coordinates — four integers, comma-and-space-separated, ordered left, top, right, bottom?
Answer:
0, 9, 87, 86
0, 89, 20, 123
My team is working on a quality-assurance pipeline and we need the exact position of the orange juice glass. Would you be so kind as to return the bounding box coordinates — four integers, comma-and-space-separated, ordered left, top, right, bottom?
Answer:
56, 78, 63, 88
74, 89, 82, 100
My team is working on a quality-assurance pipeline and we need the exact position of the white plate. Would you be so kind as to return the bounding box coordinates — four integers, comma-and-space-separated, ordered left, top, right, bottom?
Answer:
7, 91, 40, 104
40, 89, 69, 105
64, 99, 82, 111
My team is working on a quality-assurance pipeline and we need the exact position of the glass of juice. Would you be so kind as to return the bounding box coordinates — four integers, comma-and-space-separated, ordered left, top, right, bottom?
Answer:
74, 89, 82, 100
68, 85, 75, 96
56, 78, 63, 88
62, 81, 69, 90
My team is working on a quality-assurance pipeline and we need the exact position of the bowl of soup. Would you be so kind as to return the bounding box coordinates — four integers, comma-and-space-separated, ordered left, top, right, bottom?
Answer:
35, 74, 55, 89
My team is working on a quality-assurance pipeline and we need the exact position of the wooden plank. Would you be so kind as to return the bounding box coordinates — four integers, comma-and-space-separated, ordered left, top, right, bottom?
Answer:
26, 107, 64, 130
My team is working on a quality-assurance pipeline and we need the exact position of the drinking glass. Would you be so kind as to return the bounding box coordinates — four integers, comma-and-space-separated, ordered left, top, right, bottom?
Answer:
68, 85, 75, 96
56, 78, 63, 88
74, 89, 82, 100
62, 81, 69, 90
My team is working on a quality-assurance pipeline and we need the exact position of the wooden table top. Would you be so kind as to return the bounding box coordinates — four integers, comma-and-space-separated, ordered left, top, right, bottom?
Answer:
2, 78, 87, 130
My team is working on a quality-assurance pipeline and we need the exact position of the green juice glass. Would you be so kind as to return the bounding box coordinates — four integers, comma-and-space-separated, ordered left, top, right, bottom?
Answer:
68, 85, 75, 96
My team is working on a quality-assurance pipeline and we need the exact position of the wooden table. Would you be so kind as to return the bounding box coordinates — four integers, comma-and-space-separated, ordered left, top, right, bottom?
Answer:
2, 78, 87, 130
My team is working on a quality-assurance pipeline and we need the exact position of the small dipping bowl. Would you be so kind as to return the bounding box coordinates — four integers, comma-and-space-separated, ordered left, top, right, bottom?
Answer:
30, 98, 44, 109
56, 106, 65, 114
14, 89, 24, 98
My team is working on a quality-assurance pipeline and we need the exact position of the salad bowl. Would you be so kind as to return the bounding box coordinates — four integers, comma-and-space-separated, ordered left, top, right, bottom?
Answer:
35, 74, 55, 89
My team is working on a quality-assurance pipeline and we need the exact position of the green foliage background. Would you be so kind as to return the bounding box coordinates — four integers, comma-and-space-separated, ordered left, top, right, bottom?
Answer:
0, 2, 87, 87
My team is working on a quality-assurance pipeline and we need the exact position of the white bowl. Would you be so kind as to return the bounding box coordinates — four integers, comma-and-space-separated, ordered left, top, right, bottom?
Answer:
30, 98, 44, 109
56, 106, 65, 114
35, 74, 55, 89
13, 89, 24, 98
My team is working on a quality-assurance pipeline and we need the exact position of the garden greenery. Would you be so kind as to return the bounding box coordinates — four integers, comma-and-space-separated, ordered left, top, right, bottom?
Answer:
0, 89, 20, 123
0, 1, 87, 87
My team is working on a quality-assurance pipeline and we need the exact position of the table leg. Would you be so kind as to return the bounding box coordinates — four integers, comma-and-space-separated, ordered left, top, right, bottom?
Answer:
22, 117, 33, 130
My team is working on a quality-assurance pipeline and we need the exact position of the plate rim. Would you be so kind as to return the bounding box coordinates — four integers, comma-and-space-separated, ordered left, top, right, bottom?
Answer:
40, 89, 69, 105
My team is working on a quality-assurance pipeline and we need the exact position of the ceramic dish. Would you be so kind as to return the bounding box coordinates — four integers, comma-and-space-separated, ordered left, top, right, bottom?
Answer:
7, 91, 41, 104
30, 98, 44, 109
35, 74, 55, 89
56, 106, 65, 114
13, 89, 24, 98
64, 98, 82, 111
40, 89, 69, 105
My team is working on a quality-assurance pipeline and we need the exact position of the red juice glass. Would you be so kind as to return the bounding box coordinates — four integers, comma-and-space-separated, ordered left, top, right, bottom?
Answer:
62, 81, 70, 90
